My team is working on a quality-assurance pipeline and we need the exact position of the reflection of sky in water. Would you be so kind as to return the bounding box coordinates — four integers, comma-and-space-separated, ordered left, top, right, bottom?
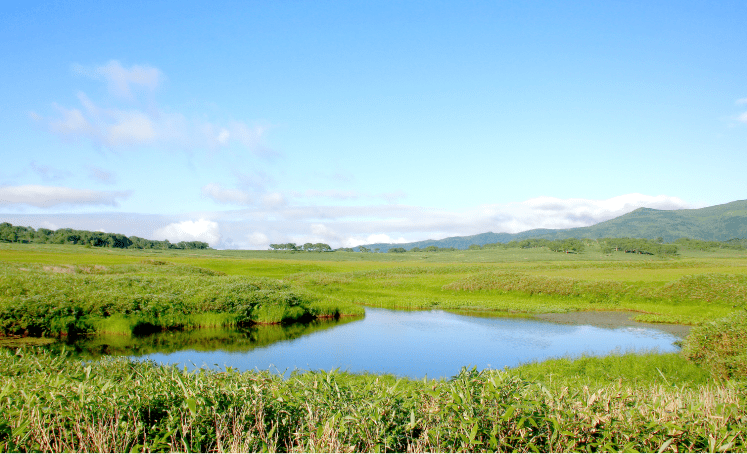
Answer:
138, 308, 682, 380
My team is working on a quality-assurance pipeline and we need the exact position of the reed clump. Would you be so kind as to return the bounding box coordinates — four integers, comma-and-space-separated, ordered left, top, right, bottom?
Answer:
0, 348, 744, 453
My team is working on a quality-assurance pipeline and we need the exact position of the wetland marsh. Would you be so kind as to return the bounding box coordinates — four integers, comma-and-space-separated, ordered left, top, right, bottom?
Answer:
1, 242, 746, 452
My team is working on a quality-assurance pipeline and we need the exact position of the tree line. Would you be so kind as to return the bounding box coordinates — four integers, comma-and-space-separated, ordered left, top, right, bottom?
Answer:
269, 242, 332, 252
362, 237, 690, 256
674, 237, 746, 251
479, 237, 678, 255
329, 237, 745, 255
0, 222, 210, 250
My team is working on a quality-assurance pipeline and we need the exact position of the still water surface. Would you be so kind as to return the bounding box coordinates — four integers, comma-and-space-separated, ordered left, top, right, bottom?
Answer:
77, 308, 684, 379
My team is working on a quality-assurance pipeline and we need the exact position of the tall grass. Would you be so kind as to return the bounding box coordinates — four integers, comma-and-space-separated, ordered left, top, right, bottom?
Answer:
511, 350, 713, 390
0, 262, 363, 337
683, 310, 747, 380
0, 348, 744, 453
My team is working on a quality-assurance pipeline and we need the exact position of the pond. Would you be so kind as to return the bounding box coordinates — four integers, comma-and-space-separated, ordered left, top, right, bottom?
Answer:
62, 308, 686, 379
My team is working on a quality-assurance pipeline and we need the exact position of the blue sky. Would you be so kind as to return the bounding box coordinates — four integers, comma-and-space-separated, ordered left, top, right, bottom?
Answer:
2, 1, 746, 248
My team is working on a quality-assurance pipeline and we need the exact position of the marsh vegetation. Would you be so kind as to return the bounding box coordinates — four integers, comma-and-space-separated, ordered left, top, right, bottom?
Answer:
1, 241, 746, 451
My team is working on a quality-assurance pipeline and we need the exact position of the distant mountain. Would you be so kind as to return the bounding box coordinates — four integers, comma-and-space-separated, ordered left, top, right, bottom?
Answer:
360, 199, 747, 252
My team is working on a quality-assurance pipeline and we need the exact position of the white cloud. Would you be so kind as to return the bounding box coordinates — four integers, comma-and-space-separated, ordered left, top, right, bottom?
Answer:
45, 62, 272, 154
310, 223, 333, 236
0, 194, 699, 249
342, 234, 408, 247
49, 105, 91, 137
217, 128, 230, 145
246, 232, 269, 247
738, 111, 747, 124
39, 221, 59, 230
73, 60, 163, 100
736, 98, 747, 105
522, 193, 689, 223
202, 183, 253, 205
471, 194, 693, 234
0, 185, 130, 208
106, 109, 156, 145
154, 219, 221, 246
261, 192, 286, 208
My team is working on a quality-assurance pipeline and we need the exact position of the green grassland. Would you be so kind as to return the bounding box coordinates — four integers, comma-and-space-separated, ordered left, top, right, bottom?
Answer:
1, 241, 747, 334
0, 245, 366, 337
2, 242, 747, 451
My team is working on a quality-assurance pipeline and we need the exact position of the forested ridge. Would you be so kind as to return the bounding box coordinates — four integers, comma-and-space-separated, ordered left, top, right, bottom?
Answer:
362, 199, 747, 252
0, 222, 210, 250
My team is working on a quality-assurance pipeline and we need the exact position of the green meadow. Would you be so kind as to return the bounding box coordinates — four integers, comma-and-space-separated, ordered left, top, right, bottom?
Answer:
1, 241, 746, 451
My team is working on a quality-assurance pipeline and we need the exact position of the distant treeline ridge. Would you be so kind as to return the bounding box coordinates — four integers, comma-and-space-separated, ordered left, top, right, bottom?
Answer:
0, 222, 210, 250
372, 237, 747, 255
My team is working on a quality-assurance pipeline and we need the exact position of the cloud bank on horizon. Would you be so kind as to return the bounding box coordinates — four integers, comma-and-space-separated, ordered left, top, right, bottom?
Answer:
2, 2, 746, 249
0, 193, 695, 249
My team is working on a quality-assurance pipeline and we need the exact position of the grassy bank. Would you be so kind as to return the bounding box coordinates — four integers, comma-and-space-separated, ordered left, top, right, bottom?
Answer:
288, 262, 746, 325
0, 260, 363, 337
0, 348, 744, 453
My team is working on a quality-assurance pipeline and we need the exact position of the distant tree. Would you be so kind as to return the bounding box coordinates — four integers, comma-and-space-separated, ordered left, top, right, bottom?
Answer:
468, 244, 481, 250
548, 238, 585, 253
34, 228, 53, 243
308, 243, 332, 252
410, 247, 421, 252
0, 223, 18, 243
601, 237, 677, 256
388, 247, 406, 253
358, 246, 370, 253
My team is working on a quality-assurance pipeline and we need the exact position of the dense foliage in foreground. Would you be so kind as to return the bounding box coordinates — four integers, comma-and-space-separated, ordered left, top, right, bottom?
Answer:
683, 311, 747, 380
0, 261, 363, 337
0, 348, 744, 453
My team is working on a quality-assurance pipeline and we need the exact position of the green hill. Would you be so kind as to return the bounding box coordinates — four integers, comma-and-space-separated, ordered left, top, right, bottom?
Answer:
361, 199, 747, 252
